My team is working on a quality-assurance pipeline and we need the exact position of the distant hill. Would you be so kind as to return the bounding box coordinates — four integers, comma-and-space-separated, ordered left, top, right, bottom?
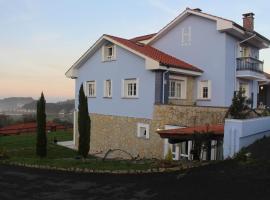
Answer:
0, 97, 34, 112
23, 99, 75, 114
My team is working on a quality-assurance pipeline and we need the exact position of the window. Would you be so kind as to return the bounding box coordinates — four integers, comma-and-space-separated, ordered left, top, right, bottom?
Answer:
104, 80, 112, 98
123, 78, 138, 98
102, 44, 116, 61
86, 81, 96, 97
137, 123, 149, 139
239, 82, 249, 97
181, 26, 191, 46
169, 76, 187, 99
198, 80, 211, 100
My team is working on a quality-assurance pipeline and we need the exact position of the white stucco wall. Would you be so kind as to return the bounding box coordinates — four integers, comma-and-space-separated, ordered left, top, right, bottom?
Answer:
223, 117, 270, 158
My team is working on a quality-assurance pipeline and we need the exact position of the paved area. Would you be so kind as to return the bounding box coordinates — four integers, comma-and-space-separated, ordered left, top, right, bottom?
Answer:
0, 163, 269, 200
57, 141, 76, 150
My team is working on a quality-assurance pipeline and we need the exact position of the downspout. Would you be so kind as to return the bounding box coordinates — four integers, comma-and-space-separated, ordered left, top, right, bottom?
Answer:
162, 70, 169, 104
235, 33, 256, 91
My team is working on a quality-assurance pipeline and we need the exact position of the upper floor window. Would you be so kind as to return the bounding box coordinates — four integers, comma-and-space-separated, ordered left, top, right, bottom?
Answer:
122, 78, 138, 98
86, 81, 96, 97
104, 79, 112, 98
197, 80, 211, 100
181, 27, 191, 46
102, 44, 116, 61
169, 76, 187, 99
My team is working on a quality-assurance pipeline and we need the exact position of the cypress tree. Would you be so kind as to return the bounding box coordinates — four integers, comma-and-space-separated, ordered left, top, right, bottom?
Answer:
36, 92, 47, 157
78, 84, 91, 158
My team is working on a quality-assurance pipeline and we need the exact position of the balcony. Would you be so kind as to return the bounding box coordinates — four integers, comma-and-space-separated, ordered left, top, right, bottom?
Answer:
236, 57, 266, 80
237, 57, 264, 73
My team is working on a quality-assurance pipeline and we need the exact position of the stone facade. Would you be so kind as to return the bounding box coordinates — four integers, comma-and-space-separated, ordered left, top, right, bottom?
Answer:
74, 105, 228, 159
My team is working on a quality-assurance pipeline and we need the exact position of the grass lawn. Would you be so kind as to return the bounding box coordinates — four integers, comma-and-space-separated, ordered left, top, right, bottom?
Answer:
0, 131, 154, 171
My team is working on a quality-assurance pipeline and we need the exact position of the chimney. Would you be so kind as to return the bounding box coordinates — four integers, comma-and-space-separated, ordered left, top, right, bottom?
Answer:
193, 8, 202, 12
243, 12, 255, 31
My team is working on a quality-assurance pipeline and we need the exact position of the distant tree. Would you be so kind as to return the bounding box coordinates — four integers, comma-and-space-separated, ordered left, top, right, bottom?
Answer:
78, 84, 91, 158
36, 93, 47, 158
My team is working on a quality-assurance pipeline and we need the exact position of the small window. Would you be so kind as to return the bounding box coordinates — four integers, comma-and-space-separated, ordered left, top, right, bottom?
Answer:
198, 80, 211, 100
104, 80, 112, 98
239, 82, 249, 97
137, 123, 149, 139
102, 45, 116, 61
181, 27, 191, 46
86, 81, 96, 97
169, 76, 187, 99
123, 78, 138, 98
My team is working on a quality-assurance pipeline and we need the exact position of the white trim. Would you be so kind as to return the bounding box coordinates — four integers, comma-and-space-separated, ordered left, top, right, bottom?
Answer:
159, 66, 202, 76
137, 123, 150, 139
122, 78, 139, 98
197, 80, 211, 100
103, 79, 112, 98
85, 80, 96, 98
168, 75, 187, 99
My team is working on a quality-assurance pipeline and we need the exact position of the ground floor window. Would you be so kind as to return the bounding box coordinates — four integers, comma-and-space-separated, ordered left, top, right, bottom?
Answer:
137, 123, 149, 139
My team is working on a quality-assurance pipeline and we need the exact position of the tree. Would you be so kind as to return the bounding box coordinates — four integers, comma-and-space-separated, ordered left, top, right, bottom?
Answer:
227, 89, 249, 119
78, 84, 91, 158
36, 92, 47, 158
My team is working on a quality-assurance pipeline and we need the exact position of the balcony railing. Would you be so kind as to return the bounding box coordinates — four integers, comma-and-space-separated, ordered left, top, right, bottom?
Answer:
236, 57, 264, 73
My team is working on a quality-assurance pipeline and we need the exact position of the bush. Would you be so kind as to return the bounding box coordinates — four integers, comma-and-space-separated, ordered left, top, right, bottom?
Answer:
165, 147, 173, 161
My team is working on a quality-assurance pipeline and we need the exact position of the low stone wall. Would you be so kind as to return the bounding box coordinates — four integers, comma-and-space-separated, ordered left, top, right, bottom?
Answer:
153, 105, 228, 129
88, 113, 164, 159
73, 105, 228, 159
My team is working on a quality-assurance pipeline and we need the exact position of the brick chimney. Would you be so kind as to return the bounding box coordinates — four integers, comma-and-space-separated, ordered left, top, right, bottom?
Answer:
243, 12, 255, 31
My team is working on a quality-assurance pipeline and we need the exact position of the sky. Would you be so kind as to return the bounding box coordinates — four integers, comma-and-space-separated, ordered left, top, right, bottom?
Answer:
0, 0, 270, 102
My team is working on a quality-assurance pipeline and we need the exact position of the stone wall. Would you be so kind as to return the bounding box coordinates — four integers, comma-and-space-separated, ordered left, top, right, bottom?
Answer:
73, 105, 228, 159
153, 105, 228, 129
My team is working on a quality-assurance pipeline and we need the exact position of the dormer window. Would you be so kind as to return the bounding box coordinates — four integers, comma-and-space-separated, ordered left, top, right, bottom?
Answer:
102, 44, 116, 61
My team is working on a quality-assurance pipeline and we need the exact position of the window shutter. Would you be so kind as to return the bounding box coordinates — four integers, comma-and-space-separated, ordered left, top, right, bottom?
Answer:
208, 80, 212, 99
103, 80, 106, 97
181, 80, 187, 99
101, 45, 105, 62
121, 79, 125, 97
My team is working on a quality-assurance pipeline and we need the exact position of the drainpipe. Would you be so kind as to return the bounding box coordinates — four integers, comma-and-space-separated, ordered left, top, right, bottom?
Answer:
162, 70, 169, 104
235, 34, 257, 91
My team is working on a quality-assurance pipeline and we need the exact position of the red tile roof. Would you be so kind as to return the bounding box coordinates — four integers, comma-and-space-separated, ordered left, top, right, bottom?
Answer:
157, 124, 224, 138
130, 33, 157, 42
105, 35, 203, 73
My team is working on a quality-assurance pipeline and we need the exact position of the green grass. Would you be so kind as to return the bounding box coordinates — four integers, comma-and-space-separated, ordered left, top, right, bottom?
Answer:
0, 132, 153, 170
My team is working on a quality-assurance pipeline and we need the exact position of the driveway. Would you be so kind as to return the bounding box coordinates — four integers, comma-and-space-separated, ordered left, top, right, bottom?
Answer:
0, 162, 269, 200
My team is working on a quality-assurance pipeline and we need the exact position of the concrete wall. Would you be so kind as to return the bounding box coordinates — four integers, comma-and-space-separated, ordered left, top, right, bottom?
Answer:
75, 44, 155, 119
152, 15, 228, 107
224, 117, 270, 158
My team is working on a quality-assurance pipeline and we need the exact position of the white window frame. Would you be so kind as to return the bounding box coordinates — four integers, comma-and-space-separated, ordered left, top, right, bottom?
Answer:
239, 82, 249, 97
102, 44, 116, 61
197, 80, 211, 100
103, 79, 112, 98
181, 26, 192, 46
137, 123, 150, 139
122, 78, 139, 98
85, 81, 96, 98
169, 76, 187, 99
